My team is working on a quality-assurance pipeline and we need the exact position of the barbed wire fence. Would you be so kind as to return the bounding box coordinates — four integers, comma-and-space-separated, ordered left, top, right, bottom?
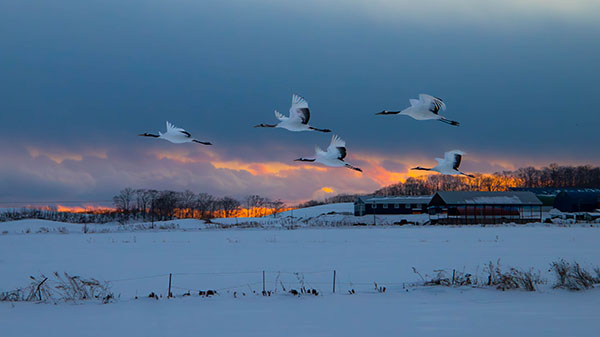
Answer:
102, 269, 416, 300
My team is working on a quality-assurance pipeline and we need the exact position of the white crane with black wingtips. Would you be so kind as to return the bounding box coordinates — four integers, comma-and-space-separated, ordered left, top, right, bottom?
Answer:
411, 150, 474, 177
255, 94, 331, 133
377, 94, 460, 126
138, 121, 212, 145
294, 135, 362, 172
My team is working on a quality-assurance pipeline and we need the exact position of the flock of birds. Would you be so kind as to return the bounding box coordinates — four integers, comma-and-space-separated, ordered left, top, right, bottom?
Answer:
139, 93, 474, 178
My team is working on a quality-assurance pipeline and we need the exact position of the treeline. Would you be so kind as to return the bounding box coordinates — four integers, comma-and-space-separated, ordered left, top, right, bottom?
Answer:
112, 188, 287, 223
374, 174, 520, 196
0, 208, 120, 224
510, 164, 600, 188
375, 164, 600, 196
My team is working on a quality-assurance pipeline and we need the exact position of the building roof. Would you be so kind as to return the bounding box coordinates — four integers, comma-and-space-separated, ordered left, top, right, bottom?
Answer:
356, 195, 433, 204
431, 191, 542, 206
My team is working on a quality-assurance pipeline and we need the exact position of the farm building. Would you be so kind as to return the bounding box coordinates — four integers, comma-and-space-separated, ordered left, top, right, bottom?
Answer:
509, 188, 600, 210
553, 191, 600, 213
354, 196, 432, 216
428, 191, 543, 225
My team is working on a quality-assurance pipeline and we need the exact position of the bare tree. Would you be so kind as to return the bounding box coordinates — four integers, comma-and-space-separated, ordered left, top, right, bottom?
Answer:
220, 196, 240, 218
135, 189, 151, 219
245, 195, 263, 217
154, 191, 179, 220
113, 188, 135, 223
197, 193, 215, 219
178, 190, 196, 218
271, 199, 285, 217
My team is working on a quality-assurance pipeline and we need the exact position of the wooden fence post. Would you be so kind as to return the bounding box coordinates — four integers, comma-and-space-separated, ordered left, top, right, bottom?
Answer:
333, 270, 336, 293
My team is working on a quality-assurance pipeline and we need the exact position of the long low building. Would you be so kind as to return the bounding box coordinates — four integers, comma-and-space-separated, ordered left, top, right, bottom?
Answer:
428, 191, 543, 224
354, 196, 432, 216
553, 191, 600, 213
509, 187, 600, 211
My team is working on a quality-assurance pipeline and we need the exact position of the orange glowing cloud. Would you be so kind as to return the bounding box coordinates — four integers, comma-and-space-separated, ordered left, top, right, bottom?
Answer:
212, 160, 327, 176
150, 146, 218, 164
26, 147, 108, 164
154, 152, 200, 164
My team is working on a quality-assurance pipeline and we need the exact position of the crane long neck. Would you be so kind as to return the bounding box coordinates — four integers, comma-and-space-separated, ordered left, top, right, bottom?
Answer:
377, 110, 402, 115
309, 126, 332, 133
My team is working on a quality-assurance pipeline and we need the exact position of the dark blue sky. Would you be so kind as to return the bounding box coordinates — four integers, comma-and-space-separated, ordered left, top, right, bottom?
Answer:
1, 0, 599, 205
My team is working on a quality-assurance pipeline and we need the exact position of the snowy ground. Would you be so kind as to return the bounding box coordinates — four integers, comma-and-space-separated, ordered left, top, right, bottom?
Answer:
1, 224, 600, 337
2, 287, 598, 337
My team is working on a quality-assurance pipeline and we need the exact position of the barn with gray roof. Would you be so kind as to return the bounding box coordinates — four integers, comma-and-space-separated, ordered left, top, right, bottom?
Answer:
428, 191, 543, 225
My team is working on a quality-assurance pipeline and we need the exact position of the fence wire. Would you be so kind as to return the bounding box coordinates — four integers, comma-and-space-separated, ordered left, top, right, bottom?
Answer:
102, 269, 417, 299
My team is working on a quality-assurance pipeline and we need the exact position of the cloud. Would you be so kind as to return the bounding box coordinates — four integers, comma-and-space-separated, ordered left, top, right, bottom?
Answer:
380, 159, 406, 173
271, 0, 600, 26
310, 187, 337, 201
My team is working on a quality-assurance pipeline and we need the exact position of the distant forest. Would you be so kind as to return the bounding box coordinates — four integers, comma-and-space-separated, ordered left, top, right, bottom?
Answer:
375, 164, 600, 196
110, 189, 287, 222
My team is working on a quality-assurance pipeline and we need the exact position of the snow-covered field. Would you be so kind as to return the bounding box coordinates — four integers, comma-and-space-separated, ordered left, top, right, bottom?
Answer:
1, 221, 600, 337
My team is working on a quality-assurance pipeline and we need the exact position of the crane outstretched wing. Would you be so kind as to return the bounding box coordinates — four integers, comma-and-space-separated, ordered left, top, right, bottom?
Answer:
274, 110, 287, 121
444, 150, 464, 170
166, 121, 191, 137
419, 94, 446, 114
289, 94, 310, 124
326, 134, 347, 160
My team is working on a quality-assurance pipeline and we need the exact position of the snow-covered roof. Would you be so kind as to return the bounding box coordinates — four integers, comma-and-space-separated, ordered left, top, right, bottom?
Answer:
431, 191, 542, 206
